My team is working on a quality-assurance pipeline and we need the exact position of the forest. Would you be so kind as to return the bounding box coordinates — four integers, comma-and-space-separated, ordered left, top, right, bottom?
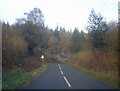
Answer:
2, 8, 119, 88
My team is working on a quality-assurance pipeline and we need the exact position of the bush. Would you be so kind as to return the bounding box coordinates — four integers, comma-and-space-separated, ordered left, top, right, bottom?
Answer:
46, 54, 59, 63
68, 51, 118, 77
2, 23, 28, 71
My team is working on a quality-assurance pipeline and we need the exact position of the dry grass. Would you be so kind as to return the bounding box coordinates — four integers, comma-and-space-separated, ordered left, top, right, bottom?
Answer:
68, 51, 92, 69
23, 56, 42, 72
68, 63, 119, 88
68, 51, 118, 78
68, 50, 118, 87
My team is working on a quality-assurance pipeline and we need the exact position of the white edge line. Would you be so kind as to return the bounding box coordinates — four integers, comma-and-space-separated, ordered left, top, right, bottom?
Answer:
63, 76, 71, 87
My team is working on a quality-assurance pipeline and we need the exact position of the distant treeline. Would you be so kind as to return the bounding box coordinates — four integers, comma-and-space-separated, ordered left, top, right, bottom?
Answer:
2, 8, 118, 75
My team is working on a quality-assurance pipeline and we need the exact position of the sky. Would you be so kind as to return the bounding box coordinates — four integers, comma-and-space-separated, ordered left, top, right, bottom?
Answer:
118, 1, 120, 22
0, 0, 119, 32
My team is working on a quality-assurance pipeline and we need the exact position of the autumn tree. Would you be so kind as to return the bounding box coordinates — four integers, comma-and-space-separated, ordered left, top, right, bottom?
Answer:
2, 22, 28, 69
16, 8, 44, 26
16, 8, 47, 55
104, 21, 118, 52
58, 27, 71, 54
47, 34, 58, 54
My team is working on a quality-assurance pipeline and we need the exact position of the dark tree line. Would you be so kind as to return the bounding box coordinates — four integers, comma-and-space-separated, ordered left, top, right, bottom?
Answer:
2, 8, 118, 71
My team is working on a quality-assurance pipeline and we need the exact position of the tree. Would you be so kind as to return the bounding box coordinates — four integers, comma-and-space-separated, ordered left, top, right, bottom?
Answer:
79, 30, 86, 51
104, 21, 118, 52
16, 8, 48, 55
16, 8, 44, 26
22, 21, 40, 55
47, 35, 58, 54
58, 27, 71, 54
86, 9, 108, 50
54, 26, 60, 40
69, 28, 81, 53
2, 22, 28, 68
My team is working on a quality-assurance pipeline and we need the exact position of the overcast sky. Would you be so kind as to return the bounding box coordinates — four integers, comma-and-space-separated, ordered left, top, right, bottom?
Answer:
0, 0, 119, 31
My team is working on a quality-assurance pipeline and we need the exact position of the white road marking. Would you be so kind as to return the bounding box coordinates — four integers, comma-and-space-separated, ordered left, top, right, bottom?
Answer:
60, 70, 63, 75
63, 76, 71, 87
59, 66, 61, 70
58, 64, 72, 88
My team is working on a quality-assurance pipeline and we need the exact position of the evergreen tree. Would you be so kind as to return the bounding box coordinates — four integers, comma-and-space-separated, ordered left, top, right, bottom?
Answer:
54, 26, 60, 40
69, 28, 81, 53
86, 9, 108, 50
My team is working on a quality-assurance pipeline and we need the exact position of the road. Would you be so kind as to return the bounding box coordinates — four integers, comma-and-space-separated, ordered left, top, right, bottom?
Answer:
25, 64, 116, 89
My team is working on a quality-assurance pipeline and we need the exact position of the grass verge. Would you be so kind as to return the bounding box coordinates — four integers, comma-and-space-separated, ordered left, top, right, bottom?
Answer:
2, 64, 49, 89
68, 63, 119, 88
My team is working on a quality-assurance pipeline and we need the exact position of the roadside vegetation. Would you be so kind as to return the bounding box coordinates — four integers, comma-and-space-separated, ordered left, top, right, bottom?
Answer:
3, 64, 48, 89
2, 8, 119, 88
67, 9, 118, 88
69, 63, 119, 88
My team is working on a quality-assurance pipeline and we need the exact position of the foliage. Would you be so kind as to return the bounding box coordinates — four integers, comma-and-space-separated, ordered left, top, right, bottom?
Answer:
68, 63, 119, 88
2, 7, 118, 88
86, 9, 108, 50
68, 51, 118, 77
104, 21, 118, 52
69, 28, 86, 53
16, 8, 44, 26
69, 28, 80, 53
54, 26, 60, 40
3, 64, 48, 89
58, 28, 71, 54
2, 23, 28, 69
22, 21, 40, 55
17, 8, 47, 55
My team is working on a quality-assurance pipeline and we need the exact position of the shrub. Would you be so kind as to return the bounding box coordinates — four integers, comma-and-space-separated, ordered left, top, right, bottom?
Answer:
2, 24, 28, 71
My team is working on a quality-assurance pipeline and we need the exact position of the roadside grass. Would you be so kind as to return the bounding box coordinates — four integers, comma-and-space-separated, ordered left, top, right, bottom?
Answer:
2, 64, 49, 89
68, 63, 119, 88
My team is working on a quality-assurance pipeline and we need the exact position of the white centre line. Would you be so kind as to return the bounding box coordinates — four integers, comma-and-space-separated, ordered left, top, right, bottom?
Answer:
60, 70, 63, 75
58, 64, 72, 88
58, 64, 60, 67
59, 66, 61, 70
63, 76, 71, 88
